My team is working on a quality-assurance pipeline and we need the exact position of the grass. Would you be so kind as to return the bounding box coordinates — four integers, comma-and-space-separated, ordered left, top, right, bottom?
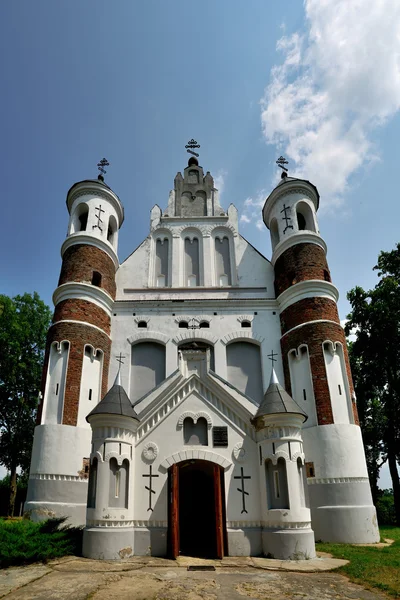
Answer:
317, 526, 400, 598
0, 517, 83, 568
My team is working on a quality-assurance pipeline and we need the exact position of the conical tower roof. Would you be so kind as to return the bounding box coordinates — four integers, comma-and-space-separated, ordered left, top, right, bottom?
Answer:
86, 370, 139, 421
255, 368, 307, 422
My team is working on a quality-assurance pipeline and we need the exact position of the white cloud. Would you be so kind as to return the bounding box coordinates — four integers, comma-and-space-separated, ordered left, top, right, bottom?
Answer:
214, 170, 227, 197
260, 0, 400, 208
240, 190, 267, 229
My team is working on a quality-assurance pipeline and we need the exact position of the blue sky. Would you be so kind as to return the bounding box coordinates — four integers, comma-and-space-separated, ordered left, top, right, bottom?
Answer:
1, 0, 399, 486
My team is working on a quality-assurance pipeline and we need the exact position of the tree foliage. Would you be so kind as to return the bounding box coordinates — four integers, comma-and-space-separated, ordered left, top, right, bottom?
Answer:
346, 243, 400, 525
0, 293, 52, 515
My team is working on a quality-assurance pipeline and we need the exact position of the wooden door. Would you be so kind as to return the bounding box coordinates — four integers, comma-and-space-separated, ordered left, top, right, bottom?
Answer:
213, 464, 224, 559
169, 463, 180, 559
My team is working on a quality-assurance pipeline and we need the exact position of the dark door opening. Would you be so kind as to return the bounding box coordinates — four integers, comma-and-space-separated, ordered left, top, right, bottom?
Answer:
168, 460, 226, 559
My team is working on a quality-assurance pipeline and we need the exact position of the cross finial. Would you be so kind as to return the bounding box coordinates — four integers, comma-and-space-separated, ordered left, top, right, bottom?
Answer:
267, 350, 278, 364
116, 353, 125, 366
276, 155, 288, 179
185, 138, 200, 158
97, 158, 109, 179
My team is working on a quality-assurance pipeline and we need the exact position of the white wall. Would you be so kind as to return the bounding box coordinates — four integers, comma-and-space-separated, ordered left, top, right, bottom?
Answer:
43, 341, 69, 425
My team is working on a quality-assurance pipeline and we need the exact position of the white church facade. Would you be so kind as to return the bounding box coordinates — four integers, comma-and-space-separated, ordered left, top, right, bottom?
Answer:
26, 156, 379, 560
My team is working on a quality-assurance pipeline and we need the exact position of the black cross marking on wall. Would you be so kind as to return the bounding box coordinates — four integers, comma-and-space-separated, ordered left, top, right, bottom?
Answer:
234, 467, 251, 514
281, 204, 293, 234
116, 353, 125, 366
93, 204, 105, 232
267, 350, 278, 364
142, 465, 159, 512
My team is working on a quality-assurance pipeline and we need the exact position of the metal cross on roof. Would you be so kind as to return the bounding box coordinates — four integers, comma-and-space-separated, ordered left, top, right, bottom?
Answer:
185, 138, 200, 158
276, 155, 288, 173
267, 350, 278, 363
97, 158, 109, 176
116, 353, 126, 366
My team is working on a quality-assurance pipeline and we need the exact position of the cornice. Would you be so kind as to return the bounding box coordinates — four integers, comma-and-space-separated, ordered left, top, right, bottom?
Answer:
262, 178, 320, 225
271, 232, 327, 265
277, 280, 339, 313
113, 298, 278, 310
61, 234, 119, 270
67, 181, 124, 225
53, 282, 114, 315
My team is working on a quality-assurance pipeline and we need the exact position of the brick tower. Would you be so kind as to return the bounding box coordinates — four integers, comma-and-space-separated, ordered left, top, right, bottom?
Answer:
262, 173, 379, 543
25, 172, 123, 524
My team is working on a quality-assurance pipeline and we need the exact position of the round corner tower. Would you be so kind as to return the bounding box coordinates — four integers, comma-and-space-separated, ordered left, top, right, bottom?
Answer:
263, 174, 379, 543
25, 174, 124, 525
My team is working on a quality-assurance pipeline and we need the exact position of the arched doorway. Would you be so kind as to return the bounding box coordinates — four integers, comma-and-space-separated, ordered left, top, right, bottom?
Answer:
168, 460, 227, 559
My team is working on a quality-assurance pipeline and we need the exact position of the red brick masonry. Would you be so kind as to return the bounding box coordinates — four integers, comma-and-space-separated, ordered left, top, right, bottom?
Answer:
53, 299, 111, 335
37, 321, 111, 426
59, 244, 116, 299
274, 243, 330, 297
281, 320, 358, 425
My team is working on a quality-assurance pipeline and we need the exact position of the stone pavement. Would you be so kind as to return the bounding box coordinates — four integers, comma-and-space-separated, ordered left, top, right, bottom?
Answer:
0, 555, 389, 600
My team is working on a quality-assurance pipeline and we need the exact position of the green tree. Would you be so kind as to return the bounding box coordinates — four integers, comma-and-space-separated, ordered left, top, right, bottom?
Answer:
0, 293, 51, 516
346, 243, 400, 525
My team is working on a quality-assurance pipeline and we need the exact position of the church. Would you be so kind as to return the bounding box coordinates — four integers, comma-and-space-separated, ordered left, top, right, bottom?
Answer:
25, 150, 379, 560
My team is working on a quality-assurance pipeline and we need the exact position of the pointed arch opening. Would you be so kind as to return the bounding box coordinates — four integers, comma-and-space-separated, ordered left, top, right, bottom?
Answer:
270, 218, 279, 250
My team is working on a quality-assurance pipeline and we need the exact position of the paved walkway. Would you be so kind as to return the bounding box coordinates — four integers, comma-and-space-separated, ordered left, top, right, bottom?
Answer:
0, 555, 389, 600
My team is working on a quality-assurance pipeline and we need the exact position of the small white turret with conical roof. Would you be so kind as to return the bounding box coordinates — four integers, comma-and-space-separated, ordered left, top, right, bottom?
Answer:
253, 368, 315, 560
82, 369, 139, 560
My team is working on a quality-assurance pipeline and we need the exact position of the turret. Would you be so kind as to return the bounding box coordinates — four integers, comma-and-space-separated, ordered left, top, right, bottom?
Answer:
25, 168, 124, 525
83, 371, 139, 560
253, 368, 315, 560
262, 170, 379, 543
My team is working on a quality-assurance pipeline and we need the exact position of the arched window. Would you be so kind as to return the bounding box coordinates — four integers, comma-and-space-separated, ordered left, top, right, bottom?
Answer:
323, 269, 331, 282
188, 169, 199, 184
265, 458, 289, 509
183, 417, 208, 445
107, 215, 117, 246
297, 457, 306, 507
137, 321, 147, 329
79, 207, 89, 232
199, 321, 209, 329
91, 271, 102, 287
87, 457, 98, 509
155, 238, 169, 287
215, 236, 232, 286
109, 458, 129, 509
131, 342, 166, 402
226, 341, 263, 403
296, 202, 315, 232
241, 321, 251, 328
270, 218, 279, 249
179, 321, 189, 329
184, 237, 200, 286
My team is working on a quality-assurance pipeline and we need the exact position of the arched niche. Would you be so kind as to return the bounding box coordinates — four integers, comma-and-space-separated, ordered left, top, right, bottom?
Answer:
78, 345, 103, 427
109, 457, 129, 509
226, 341, 263, 403
296, 201, 316, 232
43, 341, 70, 424
213, 229, 234, 286
265, 457, 289, 509
270, 217, 279, 250
154, 233, 171, 287
183, 416, 208, 445
87, 457, 98, 509
131, 341, 166, 402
